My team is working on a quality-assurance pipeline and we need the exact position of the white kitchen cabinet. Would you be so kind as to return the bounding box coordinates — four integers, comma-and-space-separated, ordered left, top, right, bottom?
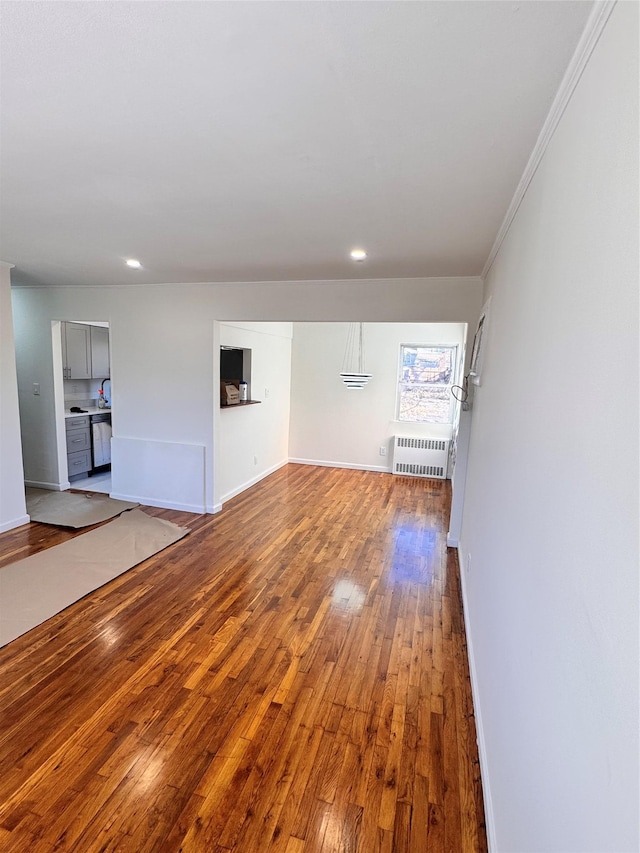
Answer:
62, 322, 91, 379
90, 326, 110, 379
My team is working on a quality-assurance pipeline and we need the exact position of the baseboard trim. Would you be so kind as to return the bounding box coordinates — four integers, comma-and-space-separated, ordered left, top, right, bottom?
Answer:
457, 545, 497, 852
288, 458, 390, 474
109, 493, 206, 514
0, 514, 30, 533
25, 480, 68, 491
219, 460, 288, 505
446, 532, 459, 548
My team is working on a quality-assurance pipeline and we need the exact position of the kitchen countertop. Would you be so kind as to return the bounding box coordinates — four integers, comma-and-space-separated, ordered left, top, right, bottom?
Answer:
65, 407, 112, 419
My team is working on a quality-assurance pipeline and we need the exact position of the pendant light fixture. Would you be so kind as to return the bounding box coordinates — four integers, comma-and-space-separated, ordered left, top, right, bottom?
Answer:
340, 322, 372, 389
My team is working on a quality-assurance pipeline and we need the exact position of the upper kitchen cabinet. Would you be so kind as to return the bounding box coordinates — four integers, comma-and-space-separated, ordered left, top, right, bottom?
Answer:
62, 322, 91, 379
90, 325, 110, 379
61, 322, 110, 379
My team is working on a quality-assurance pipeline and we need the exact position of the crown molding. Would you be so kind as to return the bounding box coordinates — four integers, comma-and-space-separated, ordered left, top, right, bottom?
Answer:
481, 0, 617, 281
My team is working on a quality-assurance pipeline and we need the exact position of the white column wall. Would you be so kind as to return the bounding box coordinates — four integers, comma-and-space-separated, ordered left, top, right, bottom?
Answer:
459, 4, 639, 851
217, 322, 292, 505
0, 263, 28, 532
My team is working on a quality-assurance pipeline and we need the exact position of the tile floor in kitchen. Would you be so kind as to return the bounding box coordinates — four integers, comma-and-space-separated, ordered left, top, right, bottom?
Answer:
70, 471, 111, 494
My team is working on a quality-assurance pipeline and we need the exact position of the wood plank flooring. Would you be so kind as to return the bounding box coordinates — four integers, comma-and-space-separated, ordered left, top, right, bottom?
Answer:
0, 464, 487, 852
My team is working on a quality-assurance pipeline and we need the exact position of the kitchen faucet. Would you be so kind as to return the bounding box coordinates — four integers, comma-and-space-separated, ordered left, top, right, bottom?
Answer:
100, 378, 110, 405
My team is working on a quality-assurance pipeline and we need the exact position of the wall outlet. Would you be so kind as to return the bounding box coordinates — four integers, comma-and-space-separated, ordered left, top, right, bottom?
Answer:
264, 387, 270, 398
379, 445, 387, 457
466, 553, 472, 574
253, 455, 258, 466
33, 383, 40, 395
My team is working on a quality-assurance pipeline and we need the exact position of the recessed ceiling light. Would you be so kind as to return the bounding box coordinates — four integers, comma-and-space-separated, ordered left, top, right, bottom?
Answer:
125, 258, 142, 269
350, 249, 367, 261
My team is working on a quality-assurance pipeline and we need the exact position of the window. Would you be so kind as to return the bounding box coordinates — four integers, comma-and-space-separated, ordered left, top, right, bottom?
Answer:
397, 345, 458, 423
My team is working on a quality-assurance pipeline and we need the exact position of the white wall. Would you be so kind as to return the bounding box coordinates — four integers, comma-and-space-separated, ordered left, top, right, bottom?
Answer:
12, 287, 216, 511
0, 263, 28, 532
460, 4, 639, 851
289, 322, 466, 471
216, 322, 292, 505
11, 277, 482, 513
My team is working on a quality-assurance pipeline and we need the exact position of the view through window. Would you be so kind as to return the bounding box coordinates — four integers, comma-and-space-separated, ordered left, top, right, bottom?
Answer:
397, 345, 458, 423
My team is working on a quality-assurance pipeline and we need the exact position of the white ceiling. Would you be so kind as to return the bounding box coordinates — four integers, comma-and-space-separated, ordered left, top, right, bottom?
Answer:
0, 1, 593, 287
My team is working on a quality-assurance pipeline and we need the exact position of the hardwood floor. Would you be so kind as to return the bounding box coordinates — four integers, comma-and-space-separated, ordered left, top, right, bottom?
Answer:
0, 465, 487, 852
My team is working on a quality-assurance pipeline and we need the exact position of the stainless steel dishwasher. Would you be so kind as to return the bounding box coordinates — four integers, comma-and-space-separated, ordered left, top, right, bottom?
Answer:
90, 412, 112, 471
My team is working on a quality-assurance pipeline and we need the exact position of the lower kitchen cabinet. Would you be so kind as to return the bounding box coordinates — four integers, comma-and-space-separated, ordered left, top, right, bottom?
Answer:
67, 449, 92, 477
65, 416, 91, 479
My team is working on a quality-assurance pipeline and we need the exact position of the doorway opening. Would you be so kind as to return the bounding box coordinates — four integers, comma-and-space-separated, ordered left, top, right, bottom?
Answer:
52, 320, 113, 495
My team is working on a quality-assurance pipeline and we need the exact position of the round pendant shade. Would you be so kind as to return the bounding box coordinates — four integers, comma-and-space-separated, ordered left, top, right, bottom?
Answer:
339, 372, 372, 390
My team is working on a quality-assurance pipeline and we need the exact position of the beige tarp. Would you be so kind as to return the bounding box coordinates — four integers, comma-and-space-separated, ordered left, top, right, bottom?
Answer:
0, 509, 189, 647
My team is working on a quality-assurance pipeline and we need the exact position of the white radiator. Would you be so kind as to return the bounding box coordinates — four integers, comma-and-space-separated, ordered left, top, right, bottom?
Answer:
392, 436, 450, 479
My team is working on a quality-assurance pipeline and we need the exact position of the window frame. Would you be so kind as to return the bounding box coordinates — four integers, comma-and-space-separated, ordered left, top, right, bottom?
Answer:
396, 343, 460, 424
